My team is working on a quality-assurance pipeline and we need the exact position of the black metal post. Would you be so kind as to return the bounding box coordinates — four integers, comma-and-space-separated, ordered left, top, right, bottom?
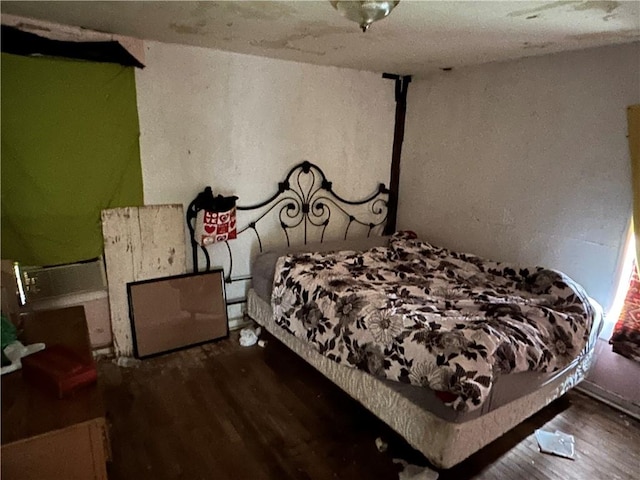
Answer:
382, 73, 411, 235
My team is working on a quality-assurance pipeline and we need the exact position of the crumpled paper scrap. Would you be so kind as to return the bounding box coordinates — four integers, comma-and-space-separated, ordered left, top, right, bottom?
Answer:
393, 459, 439, 480
239, 326, 261, 347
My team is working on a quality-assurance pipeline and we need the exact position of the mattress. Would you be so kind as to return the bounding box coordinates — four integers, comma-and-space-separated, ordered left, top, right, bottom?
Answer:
252, 240, 603, 423
247, 289, 602, 468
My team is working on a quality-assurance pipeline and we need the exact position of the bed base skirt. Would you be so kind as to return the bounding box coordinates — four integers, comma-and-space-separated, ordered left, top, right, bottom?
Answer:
247, 289, 595, 469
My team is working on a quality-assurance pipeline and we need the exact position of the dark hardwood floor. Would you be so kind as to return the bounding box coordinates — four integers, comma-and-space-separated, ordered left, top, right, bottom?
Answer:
99, 331, 640, 480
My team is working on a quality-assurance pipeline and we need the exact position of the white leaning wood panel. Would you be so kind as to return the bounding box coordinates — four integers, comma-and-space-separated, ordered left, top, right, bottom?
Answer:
101, 205, 186, 357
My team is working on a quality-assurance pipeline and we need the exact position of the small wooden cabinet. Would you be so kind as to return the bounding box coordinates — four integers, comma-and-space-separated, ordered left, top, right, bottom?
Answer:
1, 306, 110, 480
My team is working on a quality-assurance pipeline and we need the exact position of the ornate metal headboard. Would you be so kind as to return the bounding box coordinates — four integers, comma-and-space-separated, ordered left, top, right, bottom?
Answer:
186, 161, 389, 311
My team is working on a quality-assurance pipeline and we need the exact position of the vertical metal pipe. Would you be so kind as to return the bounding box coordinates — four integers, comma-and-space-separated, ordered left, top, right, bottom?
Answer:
383, 74, 411, 235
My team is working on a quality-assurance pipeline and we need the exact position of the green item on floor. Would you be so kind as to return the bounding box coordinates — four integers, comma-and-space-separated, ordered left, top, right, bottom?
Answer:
1, 314, 18, 367
1, 314, 17, 349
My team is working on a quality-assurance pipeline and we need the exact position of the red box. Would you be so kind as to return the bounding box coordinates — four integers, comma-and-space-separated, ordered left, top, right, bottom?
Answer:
21, 345, 97, 398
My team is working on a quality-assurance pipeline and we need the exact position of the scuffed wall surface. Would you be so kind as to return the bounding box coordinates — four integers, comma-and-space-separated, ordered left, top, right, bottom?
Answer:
135, 41, 394, 261
400, 43, 640, 312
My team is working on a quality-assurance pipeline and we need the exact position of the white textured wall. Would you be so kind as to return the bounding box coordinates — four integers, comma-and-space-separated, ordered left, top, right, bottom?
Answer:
400, 43, 640, 312
135, 41, 395, 280
135, 41, 395, 315
136, 40, 394, 213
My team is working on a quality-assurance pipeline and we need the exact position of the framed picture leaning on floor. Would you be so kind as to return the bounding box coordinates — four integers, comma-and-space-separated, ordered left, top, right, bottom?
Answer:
127, 269, 228, 359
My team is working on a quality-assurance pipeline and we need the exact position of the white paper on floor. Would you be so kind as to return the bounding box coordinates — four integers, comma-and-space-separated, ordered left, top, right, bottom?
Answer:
534, 429, 575, 460
114, 356, 141, 368
393, 459, 439, 480
239, 327, 261, 347
1, 341, 46, 375
375, 437, 388, 452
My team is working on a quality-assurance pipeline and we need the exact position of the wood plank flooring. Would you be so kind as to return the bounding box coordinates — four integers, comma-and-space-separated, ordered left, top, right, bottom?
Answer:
99, 331, 640, 479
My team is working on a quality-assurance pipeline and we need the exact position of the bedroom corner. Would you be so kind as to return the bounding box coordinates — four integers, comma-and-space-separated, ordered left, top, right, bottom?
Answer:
579, 104, 640, 419
1, 2, 639, 479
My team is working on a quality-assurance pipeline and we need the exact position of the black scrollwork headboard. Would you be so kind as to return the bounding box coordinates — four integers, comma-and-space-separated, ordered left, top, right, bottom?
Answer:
186, 160, 390, 289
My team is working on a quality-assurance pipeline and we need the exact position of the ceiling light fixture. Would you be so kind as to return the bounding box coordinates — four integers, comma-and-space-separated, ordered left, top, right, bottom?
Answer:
330, 1, 400, 32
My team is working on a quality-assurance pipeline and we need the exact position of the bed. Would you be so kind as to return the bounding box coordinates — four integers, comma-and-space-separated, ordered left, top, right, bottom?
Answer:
187, 161, 603, 469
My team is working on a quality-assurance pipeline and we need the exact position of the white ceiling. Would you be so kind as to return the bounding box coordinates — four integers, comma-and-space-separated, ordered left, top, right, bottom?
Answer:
2, 1, 639, 76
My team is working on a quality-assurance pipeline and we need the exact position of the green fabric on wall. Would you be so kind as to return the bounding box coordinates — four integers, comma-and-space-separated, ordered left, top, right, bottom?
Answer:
1, 53, 144, 266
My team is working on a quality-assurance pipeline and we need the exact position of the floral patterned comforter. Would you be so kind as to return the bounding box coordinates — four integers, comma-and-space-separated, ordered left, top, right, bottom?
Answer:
271, 233, 596, 412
